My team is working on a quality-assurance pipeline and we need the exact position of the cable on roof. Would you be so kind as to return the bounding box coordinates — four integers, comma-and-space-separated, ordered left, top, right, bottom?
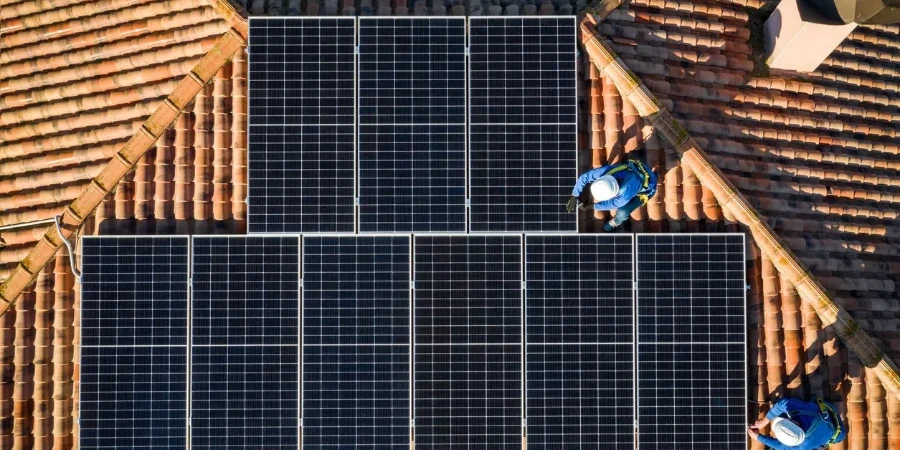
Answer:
54, 215, 82, 283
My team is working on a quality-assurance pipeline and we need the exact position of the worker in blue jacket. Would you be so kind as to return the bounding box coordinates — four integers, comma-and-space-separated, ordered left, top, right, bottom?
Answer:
565, 158, 657, 231
748, 397, 846, 450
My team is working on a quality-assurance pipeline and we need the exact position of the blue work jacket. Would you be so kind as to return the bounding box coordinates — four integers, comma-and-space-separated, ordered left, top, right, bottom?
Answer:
758, 398, 846, 450
571, 161, 657, 210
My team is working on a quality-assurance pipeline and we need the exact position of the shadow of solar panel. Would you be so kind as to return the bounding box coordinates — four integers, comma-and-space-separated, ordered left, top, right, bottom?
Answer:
358, 18, 467, 232
636, 234, 746, 450
248, 18, 356, 233
468, 17, 577, 232
80, 237, 189, 450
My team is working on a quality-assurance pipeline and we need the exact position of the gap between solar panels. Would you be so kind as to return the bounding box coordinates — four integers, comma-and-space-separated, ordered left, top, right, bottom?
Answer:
247, 16, 578, 234
80, 233, 746, 450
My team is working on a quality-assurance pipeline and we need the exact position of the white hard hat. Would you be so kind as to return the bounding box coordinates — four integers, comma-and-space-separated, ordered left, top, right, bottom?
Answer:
771, 417, 805, 446
590, 175, 619, 202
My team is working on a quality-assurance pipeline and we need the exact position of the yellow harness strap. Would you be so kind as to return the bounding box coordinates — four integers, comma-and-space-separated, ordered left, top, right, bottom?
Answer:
607, 160, 651, 205
816, 398, 842, 446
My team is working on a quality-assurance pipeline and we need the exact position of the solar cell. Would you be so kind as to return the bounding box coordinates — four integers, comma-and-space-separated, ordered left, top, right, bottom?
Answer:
636, 234, 746, 450
191, 236, 300, 449
80, 237, 189, 450
468, 17, 578, 232
524, 235, 634, 449
247, 18, 356, 233
358, 18, 467, 232
413, 235, 523, 449
302, 236, 411, 448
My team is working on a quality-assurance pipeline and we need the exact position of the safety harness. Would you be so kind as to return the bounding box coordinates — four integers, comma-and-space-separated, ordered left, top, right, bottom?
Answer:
606, 159, 654, 204
786, 397, 843, 448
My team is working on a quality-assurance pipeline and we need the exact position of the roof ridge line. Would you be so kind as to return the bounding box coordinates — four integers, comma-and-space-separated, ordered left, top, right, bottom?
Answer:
580, 15, 900, 402
0, 28, 246, 317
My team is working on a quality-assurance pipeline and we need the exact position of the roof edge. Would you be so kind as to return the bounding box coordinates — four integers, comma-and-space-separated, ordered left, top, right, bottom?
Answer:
579, 14, 900, 401
0, 28, 247, 317
205, 0, 249, 40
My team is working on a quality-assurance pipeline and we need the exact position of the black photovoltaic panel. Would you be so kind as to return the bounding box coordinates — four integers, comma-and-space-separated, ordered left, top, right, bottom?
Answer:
527, 344, 634, 449
80, 347, 188, 449
468, 17, 577, 232
636, 234, 746, 450
79, 237, 189, 449
303, 345, 410, 449
302, 235, 410, 346
636, 234, 745, 343
525, 235, 633, 345
302, 236, 411, 448
191, 236, 300, 449
524, 235, 634, 449
414, 235, 522, 449
191, 345, 300, 449
192, 236, 300, 346
248, 18, 355, 233
81, 237, 189, 347
358, 18, 466, 232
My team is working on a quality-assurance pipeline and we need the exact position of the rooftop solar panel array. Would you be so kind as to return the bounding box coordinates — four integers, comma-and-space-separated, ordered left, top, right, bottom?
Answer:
413, 235, 523, 449
525, 235, 635, 449
191, 236, 300, 449
80, 237, 189, 449
302, 236, 411, 448
248, 18, 356, 233
358, 19, 467, 232
468, 17, 578, 232
636, 234, 746, 450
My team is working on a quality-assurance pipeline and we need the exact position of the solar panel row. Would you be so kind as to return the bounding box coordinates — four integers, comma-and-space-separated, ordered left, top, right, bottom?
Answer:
248, 17, 577, 234
81, 234, 746, 450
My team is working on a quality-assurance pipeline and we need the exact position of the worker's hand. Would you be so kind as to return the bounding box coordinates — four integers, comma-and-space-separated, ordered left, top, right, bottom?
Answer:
752, 418, 769, 429
747, 425, 760, 440
577, 201, 592, 212
565, 196, 578, 212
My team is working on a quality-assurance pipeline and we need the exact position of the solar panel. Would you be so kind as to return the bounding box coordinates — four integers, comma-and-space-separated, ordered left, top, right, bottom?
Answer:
358, 18, 467, 232
191, 236, 300, 449
247, 18, 356, 233
413, 235, 523, 449
302, 236, 411, 448
635, 234, 746, 450
80, 237, 188, 449
524, 235, 634, 449
468, 17, 578, 232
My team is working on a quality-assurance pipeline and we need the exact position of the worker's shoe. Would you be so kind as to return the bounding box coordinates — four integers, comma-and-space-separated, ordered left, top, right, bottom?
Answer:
602, 221, 620, 232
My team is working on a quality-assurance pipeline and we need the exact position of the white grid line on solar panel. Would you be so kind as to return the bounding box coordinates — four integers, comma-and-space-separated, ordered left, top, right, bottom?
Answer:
80, 345, 188, 450
80, 236, 189, 348
525, 343, 634, 450
190, 345, 299, 449
302, 344, 410, 448
525, 234, 633, 345
247, 18, 355, 233
414, 343, 523, 449
302, 235, 410, 346
191, 236, 300, 346
413, 235, 522, 345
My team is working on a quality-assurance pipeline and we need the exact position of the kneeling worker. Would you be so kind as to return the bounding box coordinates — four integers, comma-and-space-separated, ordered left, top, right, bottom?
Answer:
565, 158, 657, 231
749, 397, 846, 450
